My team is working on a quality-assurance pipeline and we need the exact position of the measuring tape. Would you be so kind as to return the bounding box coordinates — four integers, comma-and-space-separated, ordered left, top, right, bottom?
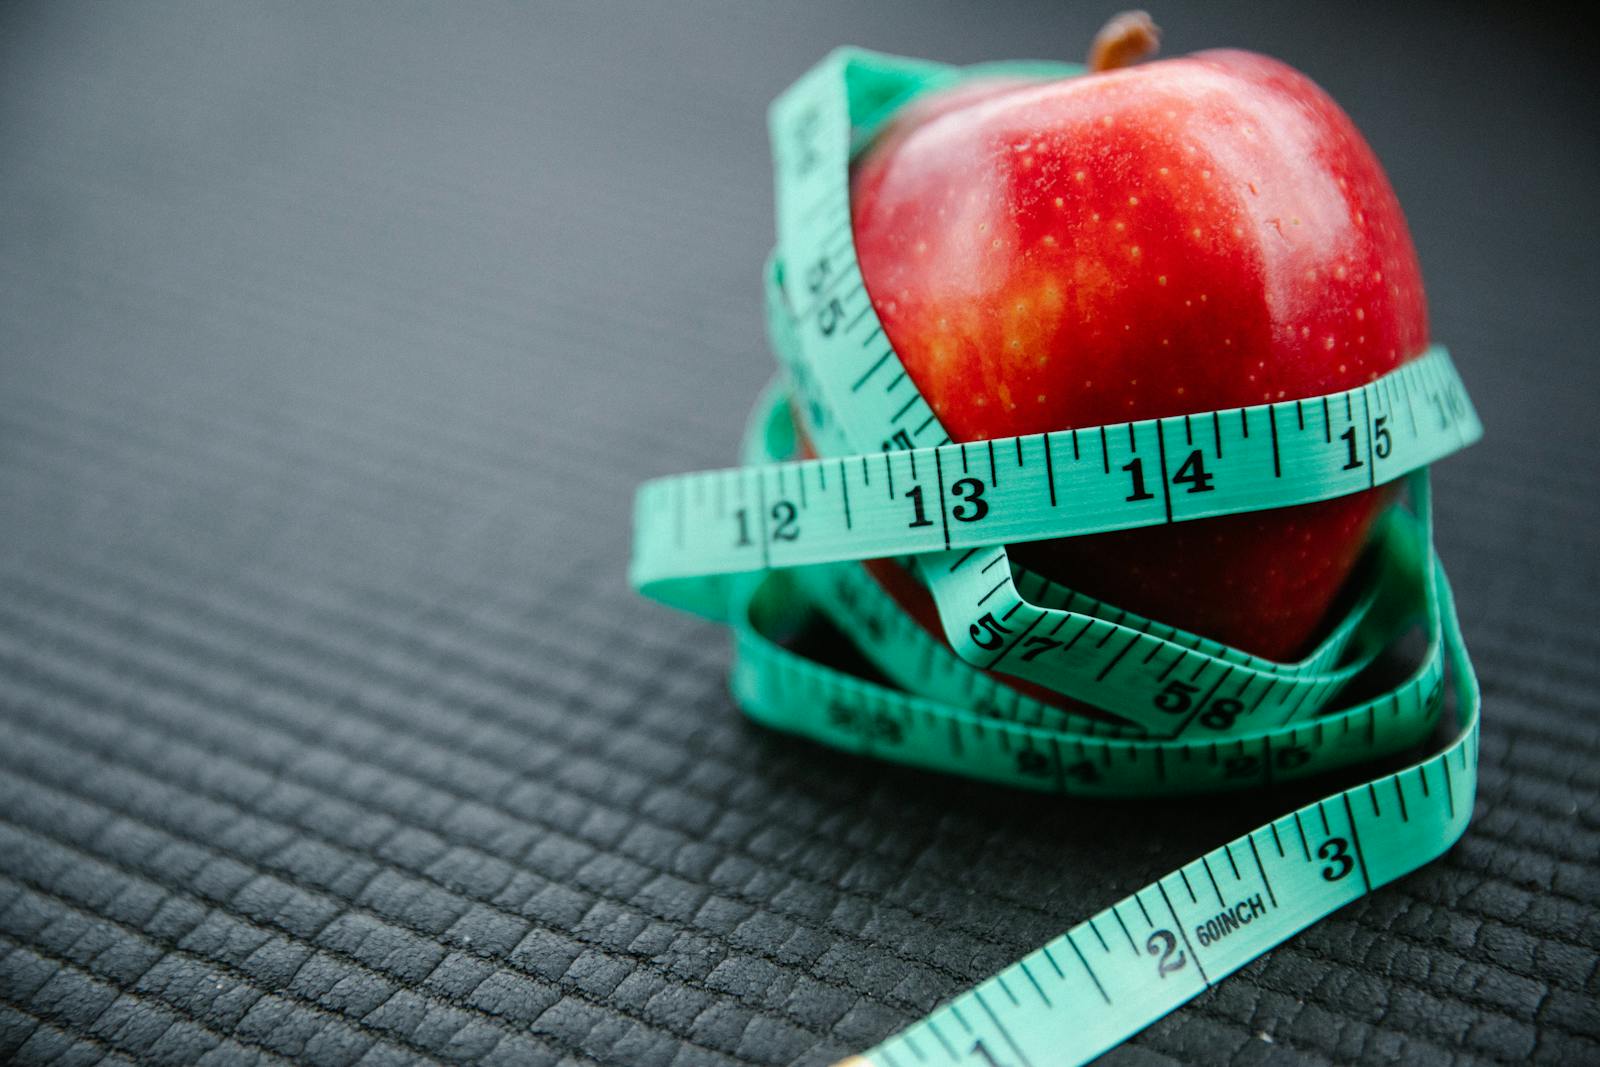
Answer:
629, 48, 1483, 1065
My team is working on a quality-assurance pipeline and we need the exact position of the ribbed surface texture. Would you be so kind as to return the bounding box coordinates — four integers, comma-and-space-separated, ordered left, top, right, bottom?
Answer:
1, 3, 1596, 1064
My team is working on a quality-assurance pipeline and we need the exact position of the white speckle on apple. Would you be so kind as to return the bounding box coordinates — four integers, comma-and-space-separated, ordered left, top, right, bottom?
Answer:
1355, 307, 1365, 321
1301, 326, 1311, 339
1128, 246, 1141, 258
915, 240, 927, 254
1373, 270, 1383, 282
1158, 167, 1169, 177
1101, 115, 1113, 127
1128, 195, 1139, 206
1074, 171, 1086, 183
1201, 169, 1211, 180
1114, 220, 1126, 232
1337, 362, 1347, 372
1055, 196, 1065, 207
1191, 227, 1203, 240
1043, 235, 1057, 246
1157, 275, 1167, 285
1037, 393, 1047, 403
1324, 336, 1336, 351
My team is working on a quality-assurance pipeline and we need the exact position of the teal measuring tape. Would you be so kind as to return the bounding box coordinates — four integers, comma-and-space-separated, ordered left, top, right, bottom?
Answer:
630, 48, 1483, 1065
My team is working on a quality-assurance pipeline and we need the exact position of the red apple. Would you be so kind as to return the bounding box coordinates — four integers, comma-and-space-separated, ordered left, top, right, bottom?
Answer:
848, 28, 1427, 664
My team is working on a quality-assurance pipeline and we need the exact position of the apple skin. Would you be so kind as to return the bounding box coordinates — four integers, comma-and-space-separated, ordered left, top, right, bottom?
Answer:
849, 49, 1428, 662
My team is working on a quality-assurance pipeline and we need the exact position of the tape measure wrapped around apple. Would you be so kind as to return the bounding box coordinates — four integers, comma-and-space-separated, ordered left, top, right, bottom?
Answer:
631, 17, 1482, 1066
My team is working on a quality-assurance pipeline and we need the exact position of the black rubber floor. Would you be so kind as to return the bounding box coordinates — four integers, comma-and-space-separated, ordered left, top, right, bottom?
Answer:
1, 3, 1596, 1064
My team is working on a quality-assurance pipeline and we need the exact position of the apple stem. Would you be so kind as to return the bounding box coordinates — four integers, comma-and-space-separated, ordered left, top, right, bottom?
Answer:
1088, 10, 1161, 72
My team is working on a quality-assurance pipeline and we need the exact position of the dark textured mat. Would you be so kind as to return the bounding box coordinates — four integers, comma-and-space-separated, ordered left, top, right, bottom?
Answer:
1, 3, 1596, 1064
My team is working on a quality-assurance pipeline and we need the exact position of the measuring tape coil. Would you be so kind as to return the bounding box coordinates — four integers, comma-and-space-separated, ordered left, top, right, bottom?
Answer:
630, 47, 1483, 1066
